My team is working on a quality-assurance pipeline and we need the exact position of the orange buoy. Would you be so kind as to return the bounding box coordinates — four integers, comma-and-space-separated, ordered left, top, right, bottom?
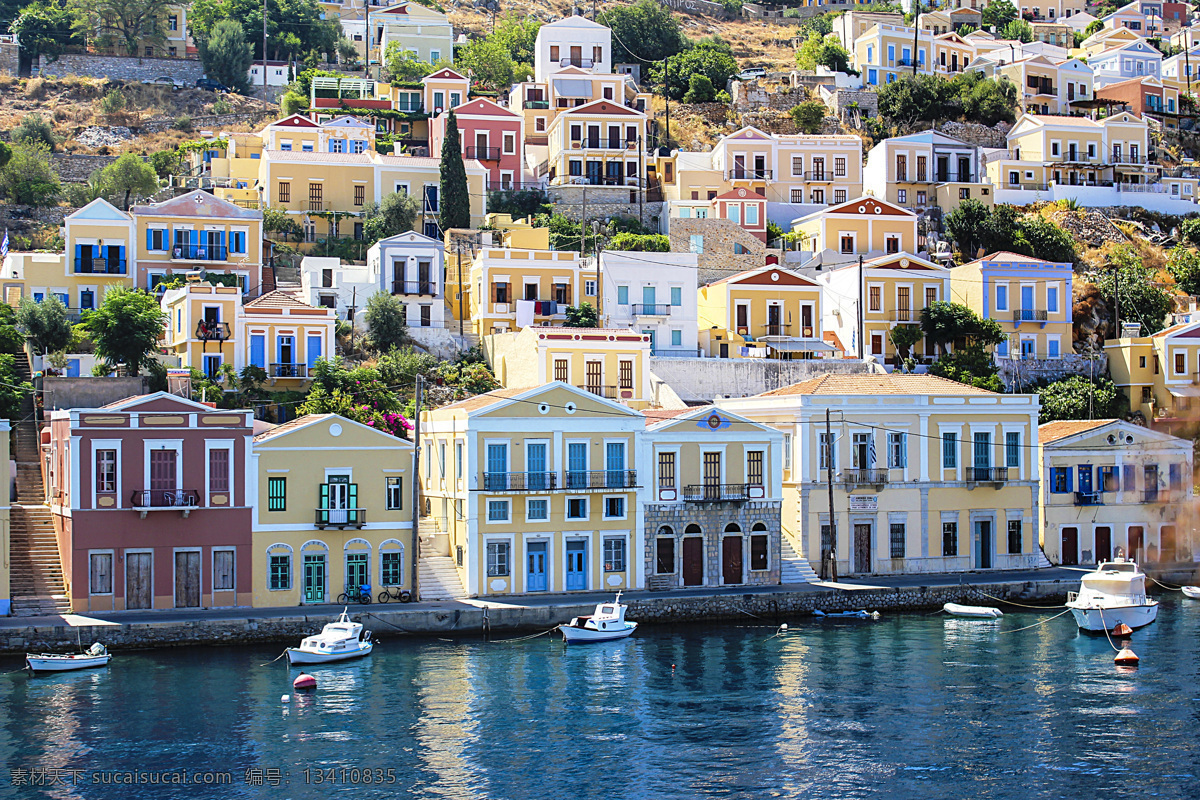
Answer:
293, 673, 317, 690
1112, 623, 1133, 638
1114, 647, 1139, 666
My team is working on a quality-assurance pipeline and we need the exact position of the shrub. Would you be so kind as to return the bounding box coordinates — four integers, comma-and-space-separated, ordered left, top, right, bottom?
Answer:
211, 97, 232, 115
23, 77, 47, 100
99, 89, 126, 115
172, 115, 193, 132
11, 114, 56, 151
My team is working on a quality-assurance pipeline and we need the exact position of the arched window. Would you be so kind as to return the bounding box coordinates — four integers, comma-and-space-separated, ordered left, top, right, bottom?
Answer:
659, 525, 674, 537
724, 523, 742, 534
380, 539, 405, 587
266, 542, 294, 592
684, 523, 701, 535
752, 522, 767, 532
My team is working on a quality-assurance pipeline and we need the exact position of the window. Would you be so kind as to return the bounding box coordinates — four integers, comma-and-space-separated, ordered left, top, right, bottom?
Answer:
841, 234, 854, 254
619, 360, 633, 390
834, 189, 847, 203
486, 541, 510, 576
229, 231, 247, 254
835, 157, 846, 177
819, 432, 836, 470
995, 284, 1008, 311
354, 185, 365, 206
1170, 462, 1183, 491
381, 551, 402, 585
386, 477, 403, 509
869, 285, 881, 311
782, 434, 792, 471
1176, 352, 1186, 374
605, 496, 625, 518
487, 499, 510, 522
309, 183, 323, 210
1100, 466, 1119, 492
96, 449, 116, 493
147, 228, 168, 251
1001, 519, 1021, 554
689, 235, 704, 254
887, 432, 907, 468
748, 450, 764, 486
278, 182, 290, 203
301, 141, 313, 152
553, 359, 568, 382
746, 205, 759, 226
214, 550, 235, 591
89, 553, 112, 594
959, 188, 970, 200
1050, 466, 1072, 493
527, 498, 548, 521
791, 188, 804, 203
604, 538, 626, 572
567, 497, 588, 519
585, 279, 596, 296
942, 521, 958, 556
658, 451, 676, 492
671, 330, 682, 347
898, 189, 907, 204
503, 133, 515, 154
169, 14, 178, 30
671, 286, 682, 306
270, 554, 291, 590
942, 432, 957, 469
890, 523, 905, 559
1006, 432, 1020, 468
750, 535, 769, 570
617, 285, 628, 305
209, 449, 230, 493
268, 477, 286, 510
1047, 284, 1059, 314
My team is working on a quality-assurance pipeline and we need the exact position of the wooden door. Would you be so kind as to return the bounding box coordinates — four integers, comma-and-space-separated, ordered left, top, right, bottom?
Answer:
303, 554, 325, 603
1061, 527, 1078, 566
174, 551, 200, 608
975, 520, 992, 569
1128, 526, 1144, 562
721, 536, 742, 585
683, 537, 703, 586
853, 523, 872, 574
527, 541, 547, 592
1160, 525, 1176, 562
1094, 527, 1111, 564
125, 552, 152, 609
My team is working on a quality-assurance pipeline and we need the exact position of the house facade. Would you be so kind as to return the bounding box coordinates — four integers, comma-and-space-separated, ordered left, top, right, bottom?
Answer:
430, 98, 527, 190
469, 246, 589, 335
1106, 319, 1200, 433
598, 250, 701, 357
367, 230, 447, 331
792, 195, 920, 266
697, 266, 830, 360
862, 130, 992, 214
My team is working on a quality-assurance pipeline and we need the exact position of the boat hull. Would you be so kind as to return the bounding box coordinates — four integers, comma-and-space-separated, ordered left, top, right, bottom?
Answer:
559, 622, 637, 644
943, 603, 1003, 619
26, 654, 112, 673
285, 642, 373, 665
1182, 586, 1200, 600
1068, 603, 1158, 632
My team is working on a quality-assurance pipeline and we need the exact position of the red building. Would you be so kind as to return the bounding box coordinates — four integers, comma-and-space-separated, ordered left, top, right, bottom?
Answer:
711, 188, 769, 243
46, 393, 254, 612
431, 97, 527, 190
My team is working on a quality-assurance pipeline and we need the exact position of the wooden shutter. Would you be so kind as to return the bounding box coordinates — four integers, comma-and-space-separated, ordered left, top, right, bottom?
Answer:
150, 450, 176, 491
209, 449, 229, 493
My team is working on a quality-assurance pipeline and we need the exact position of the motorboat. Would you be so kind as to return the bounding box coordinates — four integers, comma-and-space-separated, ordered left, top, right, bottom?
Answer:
26, 643, 112, 673
285, 609, 374, 665
943, 603, 1003, 619
1066, 558, 1158, 632
559, 594, 637, 644
813, 609, 880, 620
1182, 586, 1200, 600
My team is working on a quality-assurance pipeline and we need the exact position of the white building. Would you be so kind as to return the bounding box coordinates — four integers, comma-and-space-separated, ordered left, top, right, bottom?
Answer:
299, 256, 372, 319
366, 231, 447, 331
1090, 39, 1164, 87
533, 15, 612, 83
595, 251, 700, 357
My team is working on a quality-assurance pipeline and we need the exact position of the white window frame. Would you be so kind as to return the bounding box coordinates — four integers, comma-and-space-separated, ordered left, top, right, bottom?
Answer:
486, 498, 511, 523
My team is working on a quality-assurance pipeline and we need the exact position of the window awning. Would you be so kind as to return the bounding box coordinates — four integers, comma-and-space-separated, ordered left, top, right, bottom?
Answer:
761, 338, 837, 353
553, 79, 593, 98
1167, 385, 1200, 397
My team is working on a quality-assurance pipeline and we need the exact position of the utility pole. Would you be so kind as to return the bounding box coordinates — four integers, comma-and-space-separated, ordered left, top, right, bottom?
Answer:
262, 0, 268, 110
350, 286, 357, 354
825, 408, 837, 583
663, 56, 671, 147
1113, 258, 1120, 337
593, 219, 602, 323
638, 133, 644, 226
912, 0, 920, 77
409, 374, 423, 599
579, 185, 587, 255
456, 239, 465, 340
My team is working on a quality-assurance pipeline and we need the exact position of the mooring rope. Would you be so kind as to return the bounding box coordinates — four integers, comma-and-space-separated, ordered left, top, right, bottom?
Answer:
487, 627, 558, 644
1098, 609, 1122, 653
997, 608, 1072, 635
968, 586, 1067, 610
1147, 575, 1184, 592
259, 650, 288, 667
363, 612, 415, 634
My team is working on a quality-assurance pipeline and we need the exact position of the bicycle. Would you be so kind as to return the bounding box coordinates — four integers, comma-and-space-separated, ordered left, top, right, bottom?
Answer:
377, 585, 413, 604
336, 584, 372, 605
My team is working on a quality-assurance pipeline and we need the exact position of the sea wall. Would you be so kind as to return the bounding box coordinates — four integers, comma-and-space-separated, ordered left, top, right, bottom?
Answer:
0, 578, 1073, 654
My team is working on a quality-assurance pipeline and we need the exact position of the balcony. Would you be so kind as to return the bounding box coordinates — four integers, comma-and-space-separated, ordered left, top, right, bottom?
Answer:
271, 363, 308, 378
1075, 491, 1103, 506
523, 99, 550, 109
482, 472, 557, 492
632, 303, 671, 316
933, 171, 977, 183
315, 508, 367, 529
576, 384, 618, 398
130, 489, 200, 518
73, 258, 126, 275
1143, 489, 1165, 503
968, 467, 1010, 483
570, 138, 637, 151
682, 483, 765, 502
195, 321, 231, 341
887, 310, 921, 323
796, 171, 837, 181
1013, 308, 1048, 324
843, 469, 888, 487
651, 348, 703, 358
391, 281, 437, 296
564, 470, 638, 490
557, 175, 638, 187
172, 243, 228, 262
465, 145, 502, 161
761, 323, 791, 337
725, 169, 773, 181
559, 57, 594, 68
1026, 81, 1056, 96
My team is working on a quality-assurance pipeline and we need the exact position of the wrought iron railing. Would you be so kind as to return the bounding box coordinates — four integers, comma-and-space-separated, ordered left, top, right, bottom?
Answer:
482, 472, 557, 492
1074, 491, 1103, 506
968, 467, 1010, 482
632, 303, 671, 316
843, 469, 888, 486
172, 243, 228, 261
564, 470, 637, 490
271, 363, 308, 378
391, 281, 437, 296
682, 483, 764, 501
315, 508, 367, 528
131, 489, 200, 508
576, 384, 618, 398
74, 258, 126, 274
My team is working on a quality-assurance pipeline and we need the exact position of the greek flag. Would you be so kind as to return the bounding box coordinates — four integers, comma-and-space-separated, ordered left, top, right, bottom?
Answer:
868, 434, 877, 467
0, 229, 8, 260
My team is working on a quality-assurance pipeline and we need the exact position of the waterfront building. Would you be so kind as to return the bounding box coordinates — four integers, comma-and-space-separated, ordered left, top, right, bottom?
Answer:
468, 245, 590, 335
421, 383, 644, 597
790, 195, 920, 266
596, 250, 700, 357
862, 130, 993, 215
719, 374, 1041, 577
696, 265, 831, 360
1106, 319, 1200, 435
46, 393, 255, 612
1037, 418, 1193, 565
641, 407, 785, 589
949, 251, 1073, 361
250, 414, 413, 607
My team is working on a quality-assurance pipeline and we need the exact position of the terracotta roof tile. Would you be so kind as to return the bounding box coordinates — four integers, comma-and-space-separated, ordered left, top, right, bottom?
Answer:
432, 386, 538, 413
1037, 418, 1116, 444
757, 374, 998, 397
642, 407, 706, 427
253, 414, 333, 441
244, 290, 323, 310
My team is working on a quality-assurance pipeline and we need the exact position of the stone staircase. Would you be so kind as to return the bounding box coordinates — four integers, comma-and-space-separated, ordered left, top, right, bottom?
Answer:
417, 517, 468, 601
1034, 544, 1054, 569
780, 534, 822, 584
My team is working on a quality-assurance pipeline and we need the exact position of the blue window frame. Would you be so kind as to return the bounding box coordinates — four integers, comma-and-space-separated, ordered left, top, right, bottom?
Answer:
1050, 467, 1072, 493
670, 286, 682, 306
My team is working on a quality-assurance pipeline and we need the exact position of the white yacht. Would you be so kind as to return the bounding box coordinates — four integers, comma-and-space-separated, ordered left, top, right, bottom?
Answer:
286, 609, 374, 664
559, 594, 638, 644
1066, 558, 1158, 632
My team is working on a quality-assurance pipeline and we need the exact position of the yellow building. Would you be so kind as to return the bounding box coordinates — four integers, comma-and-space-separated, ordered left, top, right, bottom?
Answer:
1038, 418, 1193, 566
951, 251, 1074, 361
855, 22, 937, 87
697, 265, 831, 360
719, 374, 1042, 576
161, 281, 242, 379
1106, 319, 1200, 433
27, 199, 135, 315
468, 245, 591, 335
421, 383, 644, 597
792, 195, 920, 266
544, 99, 647, 187
251, 414, 413, 607
862, 130, 994, 214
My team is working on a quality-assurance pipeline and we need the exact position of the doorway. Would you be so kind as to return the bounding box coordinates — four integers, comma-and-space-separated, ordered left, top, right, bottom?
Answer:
345, 552, 368, 593
326, 475, 351, 525
1160, 525, 1176, 561
683, 536, 704, 586
722, 536, 743, 584
1128, 526, 1144, 562
527, 541, 548, 591
1094, 526, 1111, 563
656, 535, 675, 575
174, 551, 200, 608
853, 523, 872, 573
974, 520, 993, 569
303, 553, 326, 603
1061, 527, 1078, 566
125, 552, 152, 609
565, 538, 587, 591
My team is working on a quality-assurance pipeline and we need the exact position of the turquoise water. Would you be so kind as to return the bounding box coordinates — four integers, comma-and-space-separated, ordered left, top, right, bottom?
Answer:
1, 599, 1198, 799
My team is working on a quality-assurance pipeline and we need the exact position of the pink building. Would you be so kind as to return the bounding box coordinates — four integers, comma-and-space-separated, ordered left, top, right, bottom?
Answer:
711, 188, 769, 243
46, 393, 254, 612
431, 97, 527, 190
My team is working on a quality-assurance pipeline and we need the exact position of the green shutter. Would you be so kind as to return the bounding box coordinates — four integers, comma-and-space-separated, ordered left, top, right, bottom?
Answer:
348, 483, 358, 522
319, 483, 329, 508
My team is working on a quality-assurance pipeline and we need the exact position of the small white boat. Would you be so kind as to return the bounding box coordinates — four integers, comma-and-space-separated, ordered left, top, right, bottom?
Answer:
943, 602, 1003, 619
1066, 558, 1158, 632
285, 609, 374, 665
1182, 586, 1200, 600
813, 609, 880, 620
26, 642, 112, 673
559, 594, 637, 644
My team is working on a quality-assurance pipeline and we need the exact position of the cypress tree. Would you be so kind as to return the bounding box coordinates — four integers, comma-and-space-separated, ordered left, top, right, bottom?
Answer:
439, 109, 471, 233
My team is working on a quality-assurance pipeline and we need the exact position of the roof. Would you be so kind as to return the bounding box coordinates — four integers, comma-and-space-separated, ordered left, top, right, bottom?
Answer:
964, 250, 1071, 267
1037, 418, 1116, 444
263, 150, 376, 165
757, 374, 998, 397
641, 407, 705, 427
433, 386, 541, 413
254, 413, 336, 442
244, 290, 323, 310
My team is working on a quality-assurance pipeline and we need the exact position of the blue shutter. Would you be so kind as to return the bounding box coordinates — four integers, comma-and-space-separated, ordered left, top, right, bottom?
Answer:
218, 231, 226, 259
250, 334, 265, 369
306, 334, 321, 370
73, 244, 81, 272
146, 228, 153, 251
118, 245, 126, 273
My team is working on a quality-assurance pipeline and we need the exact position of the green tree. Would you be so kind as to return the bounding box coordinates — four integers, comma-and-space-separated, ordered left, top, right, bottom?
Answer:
11, 114, 57, 151
0, 142, 10, 171
1019, 216, 1077, 264
0, 355, 32, 420
1000, 19, 1034, 43
601, 0, 688, 71
1037, 374, 1128, 424
1083, 19, 1104, 38
362, 191, 420, 245
920, 301, 1004, 355
489, 13, 540, 70
1088, 246, 1174, 335
683, 74, 715, 103
383, 41, 435, 81
1167, 245, 1200, 295
795, 32, 850, 73
72, 0, 170, 56
1180, 217, 1200, 247
189, 0, 339, 62
565, 302, 599, 328
889, 325, 923, 363
954, 71, 1019, 126
0, 141, 61, 207
16, 297, 73, 355
364, 292, 407, 352
439, 110, 471, 232
790, 100, 827, 134
148, 149, 179, 179
199, 19, 253, 94
928, 345, 1004, 391
300, 358, 411, 438
982, 0, 1017, 29
943, 198, 991, 257
280, 91, 308, 116
11, 0, 84, 63
95, 152, 159, 210
0, 304, 26, 356
456, 37, 516, 89
653, 38, 739, 100
81, 288, 166, 376
608, 232, 671, 252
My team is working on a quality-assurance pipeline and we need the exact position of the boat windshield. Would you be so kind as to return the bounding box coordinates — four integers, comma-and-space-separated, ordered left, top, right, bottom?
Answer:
1099, 562, 1137, 573
599, 606, 615, 616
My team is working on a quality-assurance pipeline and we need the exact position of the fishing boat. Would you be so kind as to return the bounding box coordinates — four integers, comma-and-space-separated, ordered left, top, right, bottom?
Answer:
26, 643, 112, 673
813, 609, 880, 620
285, 609, 373, 665
943, 603, 1003, 619
1183, 586, 1200, 600
1066, 558, 1158, 632
559, 594, 637, 644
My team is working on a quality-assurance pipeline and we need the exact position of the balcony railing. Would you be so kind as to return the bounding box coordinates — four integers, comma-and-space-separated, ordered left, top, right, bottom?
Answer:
271, 363, 308, 378
968, 467, 1010, 482
315, 508, 367, 529
522, 99, 550, 109
130, 489, 200, 508
195, 321, 231, 341
482, 472, 557, 492
74, 258, 126, 274
172, 243, 228, 261
571, 138, 637, 151
887, 310, 921, 323
761, 324, 791, 337
487, 180, 544, 191
650, 348, 703, 358
1013, 308, 1048, 322
559, 57, 594, 68
465, 145, 502, 161
632, 303, 671, 316
843, 469, 888, 486
391, 281, 437, 296
565, 470, 638, 490
576, 384, 618, 398
726, 169, 773, 180
1075, 491, 1103, 506
682, 483, 765, 502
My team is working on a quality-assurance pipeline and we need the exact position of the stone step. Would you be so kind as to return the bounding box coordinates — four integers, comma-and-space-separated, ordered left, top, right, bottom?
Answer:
418, 554, 468, 600
780, 534, 821, 584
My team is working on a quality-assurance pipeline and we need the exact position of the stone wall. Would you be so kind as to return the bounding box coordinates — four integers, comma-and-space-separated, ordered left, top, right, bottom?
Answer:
732, 80, 810, 113
644, 501, 783, 588
544, 185, 663, 229
42, 377, 150, 411
141, 111, 274, 134
650, 357, 884, 402
38, 53, 206, 84
821, 87, 879, 122
0, 42, 19, 77
51, 154, 120, 183
660, 0, 736, 20
937, 121, 1011, 149
667, 217, 768, 285
997, 352, 1108, 392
